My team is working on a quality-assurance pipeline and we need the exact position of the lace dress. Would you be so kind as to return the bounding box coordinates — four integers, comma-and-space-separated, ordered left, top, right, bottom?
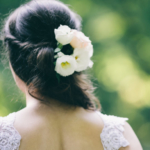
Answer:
0, 112, 129, 150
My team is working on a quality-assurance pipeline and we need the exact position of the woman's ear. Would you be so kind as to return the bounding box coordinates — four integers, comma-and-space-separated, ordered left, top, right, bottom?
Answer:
9, 62, 27, 93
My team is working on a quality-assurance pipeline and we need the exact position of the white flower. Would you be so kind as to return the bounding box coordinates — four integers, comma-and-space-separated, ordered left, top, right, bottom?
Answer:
54, 25, 74, 45
84, 43, 94, 58
55, 55, 77, 76
54, 25, 94, 76
89, 60, 94, 68
70, 30, 93, 58
70, 30, 91, 49
72, 48, 92, 72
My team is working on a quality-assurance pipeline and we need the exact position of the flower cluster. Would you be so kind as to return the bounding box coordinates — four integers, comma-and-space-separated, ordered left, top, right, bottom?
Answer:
54, 25, 94, 77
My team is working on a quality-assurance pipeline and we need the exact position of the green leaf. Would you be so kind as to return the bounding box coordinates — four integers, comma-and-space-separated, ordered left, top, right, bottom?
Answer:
58, 43, 63, 49
53, 61, 56, 65
56, 73, 60, 83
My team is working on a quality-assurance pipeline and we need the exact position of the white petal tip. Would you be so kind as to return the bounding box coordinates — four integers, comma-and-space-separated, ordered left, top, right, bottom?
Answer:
89, 60, 94, 68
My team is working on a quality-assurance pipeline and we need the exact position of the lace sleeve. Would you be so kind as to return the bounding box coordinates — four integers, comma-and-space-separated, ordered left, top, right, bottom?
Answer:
99, 113, 129, 150
0, 113, 21, 150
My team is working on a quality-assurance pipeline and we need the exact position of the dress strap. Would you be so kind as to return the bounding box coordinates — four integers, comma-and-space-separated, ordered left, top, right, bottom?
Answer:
2, 112, 16, 124
96, 111, 129, 150
0, 112, 21, 150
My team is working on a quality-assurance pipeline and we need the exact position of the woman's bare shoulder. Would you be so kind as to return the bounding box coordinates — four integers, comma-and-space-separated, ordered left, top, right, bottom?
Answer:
119, 122, 143, 150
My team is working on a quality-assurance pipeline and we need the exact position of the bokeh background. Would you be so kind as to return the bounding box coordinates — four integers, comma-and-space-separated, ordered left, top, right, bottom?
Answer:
0, 0, 150, 149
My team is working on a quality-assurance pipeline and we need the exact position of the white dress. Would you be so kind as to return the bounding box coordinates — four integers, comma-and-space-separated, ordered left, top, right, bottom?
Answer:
0, 112, 129, 150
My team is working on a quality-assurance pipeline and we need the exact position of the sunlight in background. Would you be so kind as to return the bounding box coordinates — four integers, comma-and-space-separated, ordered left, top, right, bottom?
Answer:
85, 9, 150, 109
86, 12, 126, 42
94, 44, 150, 108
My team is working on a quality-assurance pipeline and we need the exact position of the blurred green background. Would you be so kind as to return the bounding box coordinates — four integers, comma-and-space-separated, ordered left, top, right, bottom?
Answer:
0, 0, 150, 149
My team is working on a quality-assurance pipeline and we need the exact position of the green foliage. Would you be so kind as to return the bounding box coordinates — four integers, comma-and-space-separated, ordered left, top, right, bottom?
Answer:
0, 0, 150, 149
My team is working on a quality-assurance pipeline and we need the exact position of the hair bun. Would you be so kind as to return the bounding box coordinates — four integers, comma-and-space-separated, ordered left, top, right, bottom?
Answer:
36, 47, 54, 75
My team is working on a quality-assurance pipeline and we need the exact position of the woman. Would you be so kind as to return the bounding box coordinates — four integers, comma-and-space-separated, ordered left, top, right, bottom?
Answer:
0, 0, 143, 150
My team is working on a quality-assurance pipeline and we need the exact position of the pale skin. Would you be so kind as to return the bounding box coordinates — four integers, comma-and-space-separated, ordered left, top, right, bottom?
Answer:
9, 63, 143, 150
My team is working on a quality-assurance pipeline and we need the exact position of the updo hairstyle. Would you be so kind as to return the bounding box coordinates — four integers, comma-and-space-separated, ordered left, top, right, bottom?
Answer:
2, 0, 100, 110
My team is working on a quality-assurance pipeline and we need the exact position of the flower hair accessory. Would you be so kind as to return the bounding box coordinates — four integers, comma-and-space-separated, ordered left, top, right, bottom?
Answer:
54, 25, 94, 78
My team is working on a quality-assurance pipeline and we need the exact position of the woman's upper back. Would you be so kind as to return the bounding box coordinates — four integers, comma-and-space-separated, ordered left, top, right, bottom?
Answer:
0, 105, 142, 150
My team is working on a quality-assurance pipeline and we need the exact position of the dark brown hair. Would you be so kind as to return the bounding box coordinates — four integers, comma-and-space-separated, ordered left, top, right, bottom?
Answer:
2, 0, 100, 110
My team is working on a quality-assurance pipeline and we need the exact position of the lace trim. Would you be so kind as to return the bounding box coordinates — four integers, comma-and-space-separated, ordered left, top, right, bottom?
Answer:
0, 112, 21, 150
98, 112, 129, 150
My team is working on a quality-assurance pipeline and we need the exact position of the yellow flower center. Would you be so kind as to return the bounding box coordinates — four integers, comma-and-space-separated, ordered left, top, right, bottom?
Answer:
61, 61, 70, 68
75, 56, 78, 60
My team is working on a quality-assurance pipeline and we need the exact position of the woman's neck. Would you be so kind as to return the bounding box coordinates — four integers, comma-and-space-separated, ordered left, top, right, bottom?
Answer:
24, 88, 80, 114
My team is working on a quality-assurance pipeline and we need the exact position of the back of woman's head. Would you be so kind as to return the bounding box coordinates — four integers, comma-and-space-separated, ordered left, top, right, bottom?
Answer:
2, 0, 100, 110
